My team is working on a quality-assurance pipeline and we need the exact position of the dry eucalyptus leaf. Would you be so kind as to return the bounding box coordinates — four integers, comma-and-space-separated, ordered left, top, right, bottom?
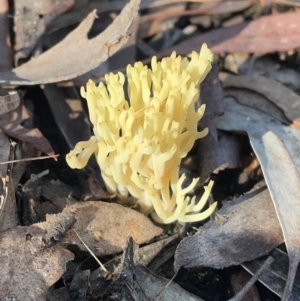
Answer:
167, 11, 300, 55
198, 64, 240, 182
0, 103, 55, 156
135, 234, 179, 267
120, 237, 205, 301
174, 182, 283, 270
0, 0, 140, 85
0, 212, 75, 301
48, 0, 219, 35
63, 201, 163, 256
130, 265, 205, 301
220, 73, 300, 127
224, 88, 290, 125
242, 248, 300, 299
14, 0, 75, 64
0, 133, 16, 232
195, 1, 251, 15
198, 63, 223, 181
42, 84, 91, 150
263, 69, 300, 91
216, 97, 300, 300
230, 270, 261, 301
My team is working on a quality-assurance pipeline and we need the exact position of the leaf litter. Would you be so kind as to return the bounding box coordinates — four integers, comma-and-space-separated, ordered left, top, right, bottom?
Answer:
1, 0, 300, 300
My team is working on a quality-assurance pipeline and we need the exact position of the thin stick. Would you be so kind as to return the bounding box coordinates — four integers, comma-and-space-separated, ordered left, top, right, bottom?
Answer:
228, 256, 274, 301
152, 270, 178, 301
0, 154, 59, 165
73, 229, 109, 273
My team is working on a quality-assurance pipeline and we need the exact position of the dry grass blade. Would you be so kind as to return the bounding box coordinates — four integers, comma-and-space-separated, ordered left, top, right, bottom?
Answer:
73, 229, 109, 274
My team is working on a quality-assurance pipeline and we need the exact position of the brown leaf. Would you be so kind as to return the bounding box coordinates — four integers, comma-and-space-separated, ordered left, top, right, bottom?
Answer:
174, 182, 284, 270
120, 238, 204, 301
242, 248, 300, 299
198, 64, 240, 182
216, 97, 300, 300
165, 12, 300, 55
48, 0, 236, 35
195, 1, 252, 15
141, 0, 251, 23
0, 133, 16, 232
63, 201, 163, 256
0, 104, 55, 156
42, 84, 91, 150
220, 73, 300, 127
0, 212, 75, 301
230, 270, 261, 301
224, 87, 290, 126
14, 0, 75, 64
0, 0, 140, 85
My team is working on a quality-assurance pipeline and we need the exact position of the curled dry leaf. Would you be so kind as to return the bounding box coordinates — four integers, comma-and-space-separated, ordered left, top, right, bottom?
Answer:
221, 73, 300, 127
174, 182, 283, 270
0, 0, 140, 85
63, 201, 163, 256
216, 97, 300, 300
0, 211, 75, 301
166, 11, 300, 55
14, 0, 75, 64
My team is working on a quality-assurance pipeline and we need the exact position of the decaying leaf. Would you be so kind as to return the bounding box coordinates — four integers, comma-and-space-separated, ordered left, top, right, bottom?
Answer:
14, 0, 75, 64
216, 97, 300, 300
42, 84, 91, 150
0, 211, 75, 301
0, 103, 55, 156
119, 237, 205, 301
198, 64, 240, 182
63, 201, 163, 256
242, 248, 300, 299
224, 88, 290, 126
221, 73, 300, 127
167, 11, 300, 55
0, 0, 140, 85
174, 181, 283, 270
0, 133, 16, 232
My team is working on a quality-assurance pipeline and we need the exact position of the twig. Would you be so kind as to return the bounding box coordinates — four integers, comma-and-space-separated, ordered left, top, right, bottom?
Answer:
152, 270, 178, 301
228, 256, 274, 301
0, 154, 59, 165
73, 229, 109, 274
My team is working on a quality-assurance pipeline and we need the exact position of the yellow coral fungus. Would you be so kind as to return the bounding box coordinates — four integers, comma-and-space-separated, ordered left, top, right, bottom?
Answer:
66, 43, 217, 224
